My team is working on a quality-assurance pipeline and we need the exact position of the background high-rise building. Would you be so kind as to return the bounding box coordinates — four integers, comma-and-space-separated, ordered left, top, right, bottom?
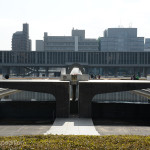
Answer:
12, 23, 32, 51
36, 40, 44, 51
36, 29, 98, 51
144, 38, 150, 51
100, 28, 144, 51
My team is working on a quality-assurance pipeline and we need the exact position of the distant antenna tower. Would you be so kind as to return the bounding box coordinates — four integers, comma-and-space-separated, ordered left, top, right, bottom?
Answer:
119, 19, 122, 28
129, 23, 132, 28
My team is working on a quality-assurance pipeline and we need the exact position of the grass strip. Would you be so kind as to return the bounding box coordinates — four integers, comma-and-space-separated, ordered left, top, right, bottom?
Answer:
0, 135, 150, 149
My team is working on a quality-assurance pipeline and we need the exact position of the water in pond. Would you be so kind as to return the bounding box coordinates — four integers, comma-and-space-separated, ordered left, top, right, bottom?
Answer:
92, 91, 149, 104
0, 90, 55, 101
0, 90, 149, 104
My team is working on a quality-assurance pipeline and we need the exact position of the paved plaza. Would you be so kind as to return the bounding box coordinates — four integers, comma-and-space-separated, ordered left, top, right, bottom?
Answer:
0, 125, 51, 136
44, 118, 99, 135
0, 118, 150, 136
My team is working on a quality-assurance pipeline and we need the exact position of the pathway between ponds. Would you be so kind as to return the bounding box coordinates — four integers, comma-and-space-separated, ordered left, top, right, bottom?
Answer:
44, 118, 100, 135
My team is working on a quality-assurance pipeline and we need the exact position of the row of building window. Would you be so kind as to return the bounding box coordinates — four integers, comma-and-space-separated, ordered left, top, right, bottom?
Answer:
0, 51, 150, 65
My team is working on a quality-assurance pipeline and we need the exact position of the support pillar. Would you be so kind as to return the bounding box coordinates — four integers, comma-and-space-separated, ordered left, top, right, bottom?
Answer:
55, 84, 70, 118
79, 92, 93, 118
143, 67, 147, 77
103, 67, 108, 77
0, 66, 2, 74
15, 66, 21, 76
2, 66, 10, 76
23, 67, 26, 77
84, 67, 89, 74
133, 68, 136, 75
66, 67, 69, 74
79, 83, 93, 118
35, 67, 39, 77
45, 67, 49, 77
114, 67, 117, 77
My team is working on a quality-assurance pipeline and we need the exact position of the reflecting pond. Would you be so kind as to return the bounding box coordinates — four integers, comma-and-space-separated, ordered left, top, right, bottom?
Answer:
0, 90, 149, 104
93, 91, 149, 104
0, 91, 55, 101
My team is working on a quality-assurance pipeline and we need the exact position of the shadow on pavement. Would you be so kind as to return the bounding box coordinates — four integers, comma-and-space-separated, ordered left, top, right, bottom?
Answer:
0, 119, 54, 125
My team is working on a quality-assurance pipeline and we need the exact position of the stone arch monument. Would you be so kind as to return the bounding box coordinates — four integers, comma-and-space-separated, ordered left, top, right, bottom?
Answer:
66, 63, 86, 74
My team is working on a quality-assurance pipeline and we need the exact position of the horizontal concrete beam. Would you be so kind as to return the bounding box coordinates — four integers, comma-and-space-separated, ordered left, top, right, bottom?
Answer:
79, 80, 150, 94
1, 79, 150, 118
79, 80, 150, 117
0, 80, 70, 118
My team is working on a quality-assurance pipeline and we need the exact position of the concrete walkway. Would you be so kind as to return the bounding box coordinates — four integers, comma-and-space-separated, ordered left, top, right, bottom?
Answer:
0, 125, 51, 136
44, 118, 100, 135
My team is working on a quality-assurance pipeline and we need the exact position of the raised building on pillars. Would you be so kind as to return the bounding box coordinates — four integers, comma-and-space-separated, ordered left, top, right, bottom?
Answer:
0, 51, 150, 77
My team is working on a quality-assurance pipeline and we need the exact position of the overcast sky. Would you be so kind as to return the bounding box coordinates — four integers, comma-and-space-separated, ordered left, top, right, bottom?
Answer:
0, 0, 150, 50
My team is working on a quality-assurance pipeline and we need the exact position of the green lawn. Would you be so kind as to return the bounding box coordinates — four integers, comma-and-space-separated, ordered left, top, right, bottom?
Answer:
0, 135, 150, 149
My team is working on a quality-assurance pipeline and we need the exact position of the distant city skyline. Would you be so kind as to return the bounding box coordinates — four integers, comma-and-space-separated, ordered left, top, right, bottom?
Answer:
0, 0, 150, 50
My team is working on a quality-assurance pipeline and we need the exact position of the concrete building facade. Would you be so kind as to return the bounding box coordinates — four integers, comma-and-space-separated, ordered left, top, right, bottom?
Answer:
0, 51, 150, 77
36, 40, 44, 51
101, 28, 144, 51
36, 29, 98, 51
144, 38, 150, 51
12, 23, 31, 51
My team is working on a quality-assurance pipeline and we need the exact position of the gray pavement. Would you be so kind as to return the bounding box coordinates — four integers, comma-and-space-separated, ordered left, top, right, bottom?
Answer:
44, 118, 99, 135
1, 119, 150, 136
0, 125, 51, 136
95, 125, 150, 135
94, 119, 150, 136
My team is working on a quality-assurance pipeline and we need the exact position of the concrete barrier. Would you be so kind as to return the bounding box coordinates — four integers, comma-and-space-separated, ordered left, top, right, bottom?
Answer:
0, 101, 56, 120
92, 102, 150, 120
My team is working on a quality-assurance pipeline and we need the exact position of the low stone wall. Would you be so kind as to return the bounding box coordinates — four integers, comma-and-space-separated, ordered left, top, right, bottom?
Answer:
92, 102, 150, 120
0, 101, 56, 120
